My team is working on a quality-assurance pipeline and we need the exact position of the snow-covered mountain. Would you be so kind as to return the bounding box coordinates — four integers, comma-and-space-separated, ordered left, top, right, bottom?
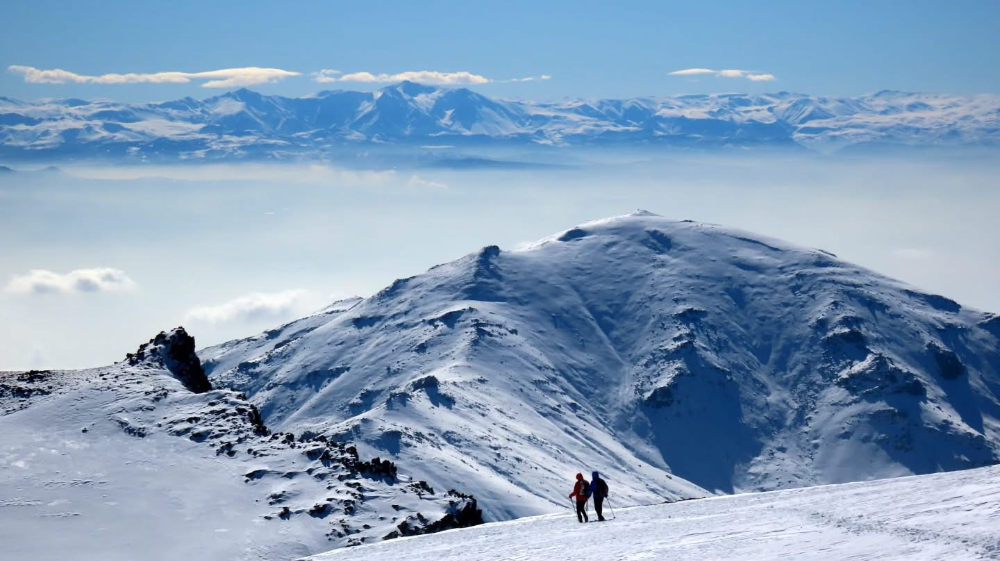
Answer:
202, 212, 1000, 523
0, 328, 483, 561
1, 84, 998, 159
305, 464, 1000, 561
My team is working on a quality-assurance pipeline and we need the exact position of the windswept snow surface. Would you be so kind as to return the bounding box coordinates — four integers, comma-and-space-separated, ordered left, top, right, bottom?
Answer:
204, 212, 1000, 522
0, 339, 483, 561
307, 465, 1000, 561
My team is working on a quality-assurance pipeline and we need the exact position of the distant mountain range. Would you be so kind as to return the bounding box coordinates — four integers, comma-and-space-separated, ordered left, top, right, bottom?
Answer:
1, 83, 998, 160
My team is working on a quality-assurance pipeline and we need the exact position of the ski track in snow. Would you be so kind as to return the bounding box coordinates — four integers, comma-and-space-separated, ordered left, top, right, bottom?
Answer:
307, 465, 1000, 561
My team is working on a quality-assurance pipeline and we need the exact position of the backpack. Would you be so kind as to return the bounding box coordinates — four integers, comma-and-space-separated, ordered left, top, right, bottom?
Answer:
596, 478, 608, 498
577, 481, 590, 500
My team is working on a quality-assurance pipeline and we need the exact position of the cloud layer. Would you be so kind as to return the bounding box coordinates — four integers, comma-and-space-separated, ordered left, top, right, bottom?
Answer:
669, 68, 775, 81
10, 65, 549, 88
314, 70, 491, 85
8, 66, 301, 88
313, 70, 551, 85
184, 289, 308, 324
5, 268, 136, 295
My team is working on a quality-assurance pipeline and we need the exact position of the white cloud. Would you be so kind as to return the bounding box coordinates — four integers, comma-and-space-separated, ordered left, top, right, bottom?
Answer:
668, 68, 716, 76
184, 289, 308, 324
407, 175, 448, 190
8, 65, 300, 88
5, 268, 136, 295
506, 74, 552, 83
313, 69, 344, 83
669, 68, 776, 81
314, 69, 490, 85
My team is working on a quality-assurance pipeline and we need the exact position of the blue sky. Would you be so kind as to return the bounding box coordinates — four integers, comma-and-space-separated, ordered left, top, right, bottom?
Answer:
2, 0, 999, 102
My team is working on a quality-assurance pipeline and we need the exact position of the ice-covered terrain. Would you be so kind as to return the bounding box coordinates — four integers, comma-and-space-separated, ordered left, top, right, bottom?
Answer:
203, 212, 1000, 522
306, 464, 1000, 561
0, 328, 483, 561
1, 82, 998, 159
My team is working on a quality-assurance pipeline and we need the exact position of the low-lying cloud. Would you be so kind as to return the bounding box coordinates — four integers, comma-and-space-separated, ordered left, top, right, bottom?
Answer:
669, 68, 775, 81
8, 65, 300, 88
5, 268, 136, 295
184, 289, 308, 324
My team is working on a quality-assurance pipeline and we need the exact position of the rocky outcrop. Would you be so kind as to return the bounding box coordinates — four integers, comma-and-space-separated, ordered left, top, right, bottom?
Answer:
126, 327, 212, 393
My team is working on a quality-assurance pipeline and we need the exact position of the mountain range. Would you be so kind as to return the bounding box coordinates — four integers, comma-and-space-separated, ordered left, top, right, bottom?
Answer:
1, 83, 998, 160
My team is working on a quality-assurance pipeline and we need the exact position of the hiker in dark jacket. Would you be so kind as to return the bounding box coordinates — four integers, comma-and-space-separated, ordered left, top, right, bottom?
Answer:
589, 471, 609, 521
569, 472, 590, 523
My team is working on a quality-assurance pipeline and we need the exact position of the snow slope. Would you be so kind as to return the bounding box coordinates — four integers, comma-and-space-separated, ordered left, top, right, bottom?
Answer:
1, 84, 997, 159
203, 212, 1000, 522
306, 464, 1000, 561
0, 329, 483, 561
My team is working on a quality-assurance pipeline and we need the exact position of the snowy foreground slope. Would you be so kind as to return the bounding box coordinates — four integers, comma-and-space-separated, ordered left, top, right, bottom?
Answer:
204, 212, 1000, 522
306, 465, 1000, 561
0, 329, 482, 561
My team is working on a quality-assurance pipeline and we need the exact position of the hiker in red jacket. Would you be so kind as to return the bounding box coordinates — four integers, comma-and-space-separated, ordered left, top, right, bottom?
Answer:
569, 472, 590, 523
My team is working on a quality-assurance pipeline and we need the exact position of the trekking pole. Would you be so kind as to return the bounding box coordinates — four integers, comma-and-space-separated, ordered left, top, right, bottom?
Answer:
606, 497, 616, 519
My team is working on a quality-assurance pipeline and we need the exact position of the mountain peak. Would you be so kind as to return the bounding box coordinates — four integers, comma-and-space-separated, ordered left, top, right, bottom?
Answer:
385, 80, 440, 97
630, 209, 660, 217
204, 213, 1000, 513
214, 87, 269, 105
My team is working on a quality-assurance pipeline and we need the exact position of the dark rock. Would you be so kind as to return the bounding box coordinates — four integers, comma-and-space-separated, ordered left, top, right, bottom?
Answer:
408, 480, 434, 495
244, 404, 269, 436
837, 354, 926, 398
644, 384, 675, 408
927, 343, 967, 380
558, 228, 588, 242
902, 289, 961, 313
308, 503, 333, 518
356, 456, 397, 479
383, 498, 483, 540
127, 327, 211, 393
979, 314, 1000, 337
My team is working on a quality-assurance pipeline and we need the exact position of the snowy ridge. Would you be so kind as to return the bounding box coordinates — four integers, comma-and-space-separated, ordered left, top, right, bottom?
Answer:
305, 464, 1000, 561
1, 84, 998, 159
0, 330, 483, 561
203, 212, 1000, 524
